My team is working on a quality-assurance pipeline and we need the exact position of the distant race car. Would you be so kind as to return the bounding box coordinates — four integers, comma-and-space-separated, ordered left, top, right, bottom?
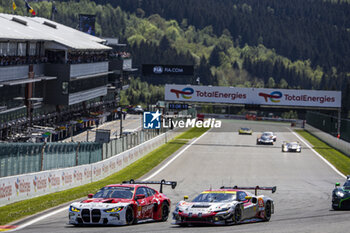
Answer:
68, 179, 176, 226
281, 141, 301, 153
239, 127, 253, 135
257, 132, 276, 145
332, 176, 350, 210
172, 186, 276, 226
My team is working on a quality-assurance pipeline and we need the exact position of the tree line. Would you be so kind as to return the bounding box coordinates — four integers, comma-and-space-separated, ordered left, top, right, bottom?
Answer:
0, 0, 349, 116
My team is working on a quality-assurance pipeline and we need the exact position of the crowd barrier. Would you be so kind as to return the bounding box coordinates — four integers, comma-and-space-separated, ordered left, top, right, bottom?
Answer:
0, 130, 180, 207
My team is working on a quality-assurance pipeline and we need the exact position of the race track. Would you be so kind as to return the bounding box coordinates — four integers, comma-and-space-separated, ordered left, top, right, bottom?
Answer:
15, 120, 350, 233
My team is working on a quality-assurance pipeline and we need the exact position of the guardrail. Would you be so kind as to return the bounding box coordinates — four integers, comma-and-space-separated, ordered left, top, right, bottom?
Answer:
0, 130, 180, 207
304, 124, 350, 157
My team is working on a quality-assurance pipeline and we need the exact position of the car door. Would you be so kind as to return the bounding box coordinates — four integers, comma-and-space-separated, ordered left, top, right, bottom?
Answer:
145, 188, 157, 218
135, 187, 151, 219
237, 191, 256, 219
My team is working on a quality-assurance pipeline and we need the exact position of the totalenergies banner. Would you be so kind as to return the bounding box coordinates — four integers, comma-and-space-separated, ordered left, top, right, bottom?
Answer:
165, 85, 341, 108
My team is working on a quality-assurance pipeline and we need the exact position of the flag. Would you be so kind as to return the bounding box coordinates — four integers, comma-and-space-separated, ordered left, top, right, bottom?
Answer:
25, 1, 36, 16
12, 1, 16, 11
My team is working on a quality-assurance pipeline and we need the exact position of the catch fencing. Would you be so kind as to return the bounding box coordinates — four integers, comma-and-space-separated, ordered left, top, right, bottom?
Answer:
0, 129, 165, 178
0, 129, 180, 206
304, 124, 350, 157
306, 111, 350, 142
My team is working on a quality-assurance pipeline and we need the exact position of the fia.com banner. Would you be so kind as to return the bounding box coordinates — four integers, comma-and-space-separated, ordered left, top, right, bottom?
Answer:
165, 85, 341, 108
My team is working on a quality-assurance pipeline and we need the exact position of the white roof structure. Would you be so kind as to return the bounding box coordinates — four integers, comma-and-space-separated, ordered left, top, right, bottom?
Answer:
0, 13, 111, 51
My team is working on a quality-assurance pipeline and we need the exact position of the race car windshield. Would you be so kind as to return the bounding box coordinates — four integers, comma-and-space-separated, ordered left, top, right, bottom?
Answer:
192, 192, 236, 203
241, 128, 250, 131
263, 132, 273, 136
344, 180, 350, 188
93, 186, 134, 199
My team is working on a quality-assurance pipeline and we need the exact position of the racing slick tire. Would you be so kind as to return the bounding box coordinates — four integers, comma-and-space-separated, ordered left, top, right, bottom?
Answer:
160, 202, 170, 221
264, 201, 272, 221
233, 205, 242, 224
125, 206, 136, 225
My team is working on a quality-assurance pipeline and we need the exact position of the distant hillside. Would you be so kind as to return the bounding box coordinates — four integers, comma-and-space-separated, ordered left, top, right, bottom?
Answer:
1, 0, 349, 114
93, 0, 350, 73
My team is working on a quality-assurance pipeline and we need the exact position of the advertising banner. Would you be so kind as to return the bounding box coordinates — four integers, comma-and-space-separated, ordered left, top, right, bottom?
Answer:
165, 84, 341, 108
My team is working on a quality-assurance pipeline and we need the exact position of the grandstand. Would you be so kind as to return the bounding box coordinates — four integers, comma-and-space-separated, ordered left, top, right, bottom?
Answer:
0, 14, 135, 142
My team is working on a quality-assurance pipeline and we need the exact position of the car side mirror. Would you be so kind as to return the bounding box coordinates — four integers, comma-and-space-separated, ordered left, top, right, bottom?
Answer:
88, 194, 94, 198
335, 182, 340, 187
245, 196, 252, 200
184, 195, 189, 200
136, 194, 146, 200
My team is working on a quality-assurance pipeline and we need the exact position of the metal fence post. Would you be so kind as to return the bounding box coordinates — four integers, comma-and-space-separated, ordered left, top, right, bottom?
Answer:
76, 142, 80, 166
41, 143, 46, 171
101, 143, 104, 161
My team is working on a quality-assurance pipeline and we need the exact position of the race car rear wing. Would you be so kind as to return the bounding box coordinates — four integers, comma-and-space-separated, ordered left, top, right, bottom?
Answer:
220, 185, 277, 196
122, 179, 177, 193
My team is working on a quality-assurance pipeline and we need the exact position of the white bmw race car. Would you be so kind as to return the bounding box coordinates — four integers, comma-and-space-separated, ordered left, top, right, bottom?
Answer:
68, 179, 176, 226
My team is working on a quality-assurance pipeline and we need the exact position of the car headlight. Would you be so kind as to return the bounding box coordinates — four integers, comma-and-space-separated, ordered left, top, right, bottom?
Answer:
69, 206, 81, 212
218, 207, 230, 212
336, 191, 345, 198
104, 207, 124, 213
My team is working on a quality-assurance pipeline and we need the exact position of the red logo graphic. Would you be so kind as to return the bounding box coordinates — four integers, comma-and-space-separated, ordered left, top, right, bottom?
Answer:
170, 88, 194, 99
259, 91, 282, 103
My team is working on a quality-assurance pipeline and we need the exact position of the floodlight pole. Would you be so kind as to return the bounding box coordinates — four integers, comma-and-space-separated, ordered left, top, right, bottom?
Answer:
119, 72, 123, 138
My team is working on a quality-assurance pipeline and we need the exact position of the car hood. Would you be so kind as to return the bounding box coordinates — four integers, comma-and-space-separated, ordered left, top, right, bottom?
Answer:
176, 201, 236, 214
71, 201, 131, 209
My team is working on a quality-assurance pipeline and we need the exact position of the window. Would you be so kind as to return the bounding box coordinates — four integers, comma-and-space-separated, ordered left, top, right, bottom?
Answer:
344, 180, 350, 187
135, 187, 148, 197
237, 191, 247, 202
29, 43, 36, 56
0, 43, 8, 55
17, 43, 26, 56
9, 42, 17, 56
147, 188, 156, 197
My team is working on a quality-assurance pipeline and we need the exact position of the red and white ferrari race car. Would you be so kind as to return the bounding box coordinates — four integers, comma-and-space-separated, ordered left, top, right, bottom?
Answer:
172, 186, 276, 226
68, 179, 176, 226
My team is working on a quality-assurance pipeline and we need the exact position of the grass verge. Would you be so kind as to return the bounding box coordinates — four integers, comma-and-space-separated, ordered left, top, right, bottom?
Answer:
0, 127, 209, 225
295, 129, 350, 175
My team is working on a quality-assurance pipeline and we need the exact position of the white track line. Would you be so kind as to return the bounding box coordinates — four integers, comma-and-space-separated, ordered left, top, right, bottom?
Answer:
143, 129, 211, 181
9, 129, 210, 231
9, 206, 68, 232
287, 127, 346, 179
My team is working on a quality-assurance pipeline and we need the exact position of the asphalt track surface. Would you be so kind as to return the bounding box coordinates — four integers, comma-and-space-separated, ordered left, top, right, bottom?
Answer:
13, 120, 350, 233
